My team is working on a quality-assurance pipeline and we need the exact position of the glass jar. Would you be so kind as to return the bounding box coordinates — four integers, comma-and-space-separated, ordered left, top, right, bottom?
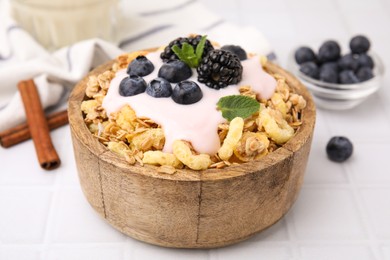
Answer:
10, 0, 121, 50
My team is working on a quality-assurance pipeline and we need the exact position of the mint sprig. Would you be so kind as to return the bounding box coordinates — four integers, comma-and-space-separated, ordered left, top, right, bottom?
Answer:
217, 95, 260, 121
171, 35, 207, 68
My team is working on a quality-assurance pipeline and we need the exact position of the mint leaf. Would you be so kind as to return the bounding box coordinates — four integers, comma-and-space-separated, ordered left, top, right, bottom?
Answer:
195, 35, 207, 62
182, 43, 198, 67
172, 45, 187, 62
170, 35, 208, 68
217, 95, 260, 121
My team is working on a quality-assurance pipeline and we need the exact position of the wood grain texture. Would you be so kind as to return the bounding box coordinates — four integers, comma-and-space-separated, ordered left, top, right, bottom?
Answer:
68, 59, 316, 248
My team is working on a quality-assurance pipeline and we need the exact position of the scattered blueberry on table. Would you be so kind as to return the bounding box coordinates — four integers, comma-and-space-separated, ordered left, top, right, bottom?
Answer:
295, 35, 374, 84
326, 136, 353, 162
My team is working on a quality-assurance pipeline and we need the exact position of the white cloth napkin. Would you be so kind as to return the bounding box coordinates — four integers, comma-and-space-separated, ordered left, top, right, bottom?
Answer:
0, 0, 274, 132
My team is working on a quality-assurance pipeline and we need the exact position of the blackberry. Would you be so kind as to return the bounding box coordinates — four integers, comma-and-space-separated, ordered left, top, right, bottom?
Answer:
160, 35, 214, 62
197, 49, 243, 89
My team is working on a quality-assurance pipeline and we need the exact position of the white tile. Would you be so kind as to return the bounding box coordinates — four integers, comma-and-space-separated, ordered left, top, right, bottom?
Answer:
0, 141, 57, 186
300, 245, 375, 260
289, 188, 366, 239
304, 139, 349, 184
127, 239, 209, 260
382, 245, 390, 260
49, 188, 126, 243
46, 245, 123, 260
0, 189, 51, 243
323, 96, 390, 142
335, 0, 384, 12
285, 0, 336, 12
360, 189, 390, 239
241, 11, 296, 39
344, 10, 390, 38
346, 142, 390, 183
246, 219, 289, 242
312, 109, 331, 141
289, 11, 348, 40
0, 248, 41, 260
42, 127, 80, 187
269, 36, 301, 68
210, 243, 291, 260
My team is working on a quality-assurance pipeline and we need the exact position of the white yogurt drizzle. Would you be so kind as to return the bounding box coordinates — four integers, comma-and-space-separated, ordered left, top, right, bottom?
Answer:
102, 51, 277, 154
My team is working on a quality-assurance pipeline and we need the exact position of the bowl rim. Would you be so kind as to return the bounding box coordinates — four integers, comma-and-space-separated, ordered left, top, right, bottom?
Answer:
68, 55, 316, 182
288, 49, 385, 91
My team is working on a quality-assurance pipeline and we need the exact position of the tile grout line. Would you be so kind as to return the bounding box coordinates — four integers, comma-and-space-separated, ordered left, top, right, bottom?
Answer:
342, 162, 384, 260
331, 1, 384, 258
284, 210, 301, 258
39, 172, 62, 260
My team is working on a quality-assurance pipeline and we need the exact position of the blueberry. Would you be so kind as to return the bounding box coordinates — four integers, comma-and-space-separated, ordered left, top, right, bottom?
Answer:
338, 70, 359, 84
356, 67, 374, 82
318, 40, 341, 63
320, 62, 339, 73
119, 75, 147, 97
221, 45, 247, 60
338, 53, 359, 72
158, 60, 192, 83
126, 55, 154, 77
299, 62, 320, 79
172, 81, 203, 105
294, 46, 316, 64
319, 65, 338, 83
357, 54, 374, 69
350, 35, 370, 54
326, 136, 353, 162
146, 77, 172, 98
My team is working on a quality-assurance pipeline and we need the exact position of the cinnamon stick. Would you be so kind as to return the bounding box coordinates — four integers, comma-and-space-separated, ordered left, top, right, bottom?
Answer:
0, 110, 68, 148
17, 79, 61, 170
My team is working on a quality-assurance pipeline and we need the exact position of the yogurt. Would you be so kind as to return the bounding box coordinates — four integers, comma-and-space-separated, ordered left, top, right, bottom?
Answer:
102, 51, 277, 154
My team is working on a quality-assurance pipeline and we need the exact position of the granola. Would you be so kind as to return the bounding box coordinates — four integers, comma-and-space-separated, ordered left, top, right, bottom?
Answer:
81, 48, 307, 172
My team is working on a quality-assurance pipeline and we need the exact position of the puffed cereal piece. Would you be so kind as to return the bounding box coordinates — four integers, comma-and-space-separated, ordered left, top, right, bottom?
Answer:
116, 105, 137, 132
130, 129, 165, 151
107, 141, 130, 156
218, 117, 244, 161
157, 165, 177, 174
233, 132, 269, 162
259, 108, 294, 144
271, 93, 288, 118
143, 151, 182, 168
173, 140, 211, 170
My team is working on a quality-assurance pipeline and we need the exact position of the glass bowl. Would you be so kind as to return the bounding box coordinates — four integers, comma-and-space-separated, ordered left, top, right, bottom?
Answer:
287, 50, 384, 110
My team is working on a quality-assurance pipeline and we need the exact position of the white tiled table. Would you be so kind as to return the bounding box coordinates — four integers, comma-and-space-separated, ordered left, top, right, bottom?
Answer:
1, 0, 390, 259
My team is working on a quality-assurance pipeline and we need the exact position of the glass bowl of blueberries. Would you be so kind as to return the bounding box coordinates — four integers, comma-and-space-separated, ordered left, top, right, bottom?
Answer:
288, 35, 384, 110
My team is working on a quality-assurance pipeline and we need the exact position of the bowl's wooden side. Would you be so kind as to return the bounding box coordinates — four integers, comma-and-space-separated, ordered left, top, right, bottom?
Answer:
68, 60, 315, 248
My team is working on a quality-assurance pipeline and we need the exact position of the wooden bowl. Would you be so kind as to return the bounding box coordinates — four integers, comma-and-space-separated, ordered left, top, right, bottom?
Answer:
68, 59, 316, 248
